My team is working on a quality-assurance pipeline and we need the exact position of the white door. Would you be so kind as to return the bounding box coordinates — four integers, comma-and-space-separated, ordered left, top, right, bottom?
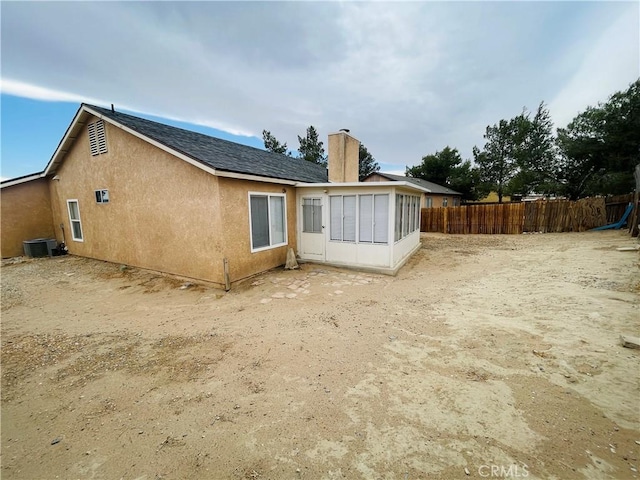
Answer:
300, 197, 325, 261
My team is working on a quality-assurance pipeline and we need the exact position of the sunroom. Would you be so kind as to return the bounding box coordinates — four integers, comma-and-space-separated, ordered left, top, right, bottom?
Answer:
295, 181, 429, 274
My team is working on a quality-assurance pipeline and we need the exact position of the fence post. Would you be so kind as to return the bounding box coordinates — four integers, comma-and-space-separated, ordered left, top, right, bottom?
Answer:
443, 207, 448, 234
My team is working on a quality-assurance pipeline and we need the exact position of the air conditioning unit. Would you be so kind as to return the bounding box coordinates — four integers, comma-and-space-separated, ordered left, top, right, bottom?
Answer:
23, 238, 58, 258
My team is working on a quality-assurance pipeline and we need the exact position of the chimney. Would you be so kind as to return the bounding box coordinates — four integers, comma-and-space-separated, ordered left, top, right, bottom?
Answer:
328, 129, 360, 183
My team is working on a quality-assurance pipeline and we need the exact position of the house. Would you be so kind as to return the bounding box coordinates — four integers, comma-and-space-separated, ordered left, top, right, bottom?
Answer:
1, 104, 427, 288
363, 172, 462, 208
475, 191, 512, 203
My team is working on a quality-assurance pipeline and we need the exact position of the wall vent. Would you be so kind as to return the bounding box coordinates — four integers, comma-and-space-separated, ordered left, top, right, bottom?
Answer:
23, 238, 58, 258
88, 120, 108, 156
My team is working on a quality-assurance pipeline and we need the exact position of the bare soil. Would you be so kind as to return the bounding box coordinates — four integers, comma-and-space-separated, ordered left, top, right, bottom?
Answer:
1, 231, 639, 480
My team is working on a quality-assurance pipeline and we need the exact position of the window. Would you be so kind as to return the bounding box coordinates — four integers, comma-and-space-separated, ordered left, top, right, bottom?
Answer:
302, 198, 322, 233
249, 193, 286, 251
95, 189, 109, 204
67, 200, 83, 242
88, 120, 108, 156
330, 195, 356, 242
425, 196, 433, 208
331, 194, 389, 244
442, 197, 448, 207
359, 194, 389, 244
395, 194, 420, 242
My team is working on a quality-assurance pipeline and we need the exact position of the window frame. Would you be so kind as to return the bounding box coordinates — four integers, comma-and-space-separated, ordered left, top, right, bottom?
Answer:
331, 193, 390, 245
394, 193, 420, 243
302, 198, 323, 233
95, 189, 110, 204
248, 192, 287, 253
66, 199, 84, 242
329, 194, 357, 243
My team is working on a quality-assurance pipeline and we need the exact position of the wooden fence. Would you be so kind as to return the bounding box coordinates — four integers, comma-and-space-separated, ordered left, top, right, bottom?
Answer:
421, 197, 609, 234
605, 193, 634, 224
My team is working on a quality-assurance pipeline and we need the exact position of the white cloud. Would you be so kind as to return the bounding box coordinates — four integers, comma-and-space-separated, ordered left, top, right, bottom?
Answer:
1, 1, 637, 172
1, 79, 103, 104
549, 6, 640, 129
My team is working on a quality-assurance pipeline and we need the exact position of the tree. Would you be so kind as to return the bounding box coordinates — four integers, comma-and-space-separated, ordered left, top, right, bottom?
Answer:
555, 79, 639, 198
262, 130, 289, 156
297, 126, 326, 166
510, 102, 559, 195
406, 146, 484, 201
406, 146, 462, 186
448, 160, 488, 202
358, 143, 380, 181
473, 119, 519, 203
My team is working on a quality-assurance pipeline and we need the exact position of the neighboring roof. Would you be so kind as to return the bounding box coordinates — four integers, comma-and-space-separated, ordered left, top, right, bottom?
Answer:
44, 104, 328, 184
366, 172, 462, 195
0, 172, 44, 189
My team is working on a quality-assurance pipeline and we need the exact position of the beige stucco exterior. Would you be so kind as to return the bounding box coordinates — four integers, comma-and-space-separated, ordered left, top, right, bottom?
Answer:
1, 178, 55, 258
364, 173, 461, 208
2, 108, 424, 287
328, 131, 359, 183
46, 114, 294, 288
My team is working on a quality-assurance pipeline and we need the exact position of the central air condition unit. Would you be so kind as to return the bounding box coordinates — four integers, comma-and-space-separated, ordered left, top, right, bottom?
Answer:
23, 238, 58, 258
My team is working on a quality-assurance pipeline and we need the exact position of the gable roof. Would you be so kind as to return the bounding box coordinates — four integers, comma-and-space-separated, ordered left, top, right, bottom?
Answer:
366, 172, 462, 195
44, 104, 328, 184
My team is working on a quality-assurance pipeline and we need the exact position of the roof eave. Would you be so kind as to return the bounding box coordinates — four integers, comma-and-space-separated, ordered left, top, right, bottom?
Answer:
296, 181, 430, 193
0, 172, 45, 189
45, 105, 302, 186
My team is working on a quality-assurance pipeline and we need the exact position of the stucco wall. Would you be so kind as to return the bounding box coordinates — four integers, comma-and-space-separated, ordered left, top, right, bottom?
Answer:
424, 194, 461, 208
49, 115, 226, 285
217, 177, 297, 283
1, 178, 55, 258
328, 132, 359, 183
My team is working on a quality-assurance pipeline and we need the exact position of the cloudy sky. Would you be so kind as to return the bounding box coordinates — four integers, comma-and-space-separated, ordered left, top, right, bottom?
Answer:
1, 1, 638, 180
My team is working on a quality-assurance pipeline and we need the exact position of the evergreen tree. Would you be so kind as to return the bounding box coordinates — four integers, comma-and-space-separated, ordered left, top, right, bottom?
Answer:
297, 126, 326, 166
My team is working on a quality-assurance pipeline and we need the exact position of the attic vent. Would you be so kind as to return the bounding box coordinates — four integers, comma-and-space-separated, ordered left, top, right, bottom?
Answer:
88, 120, 108, 156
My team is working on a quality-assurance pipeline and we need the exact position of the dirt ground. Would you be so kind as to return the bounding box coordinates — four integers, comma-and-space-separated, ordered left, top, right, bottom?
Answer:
1, 231, 639, 480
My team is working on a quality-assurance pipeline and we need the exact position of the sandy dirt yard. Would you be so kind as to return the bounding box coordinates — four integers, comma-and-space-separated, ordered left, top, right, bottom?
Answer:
1, 231, 639, 480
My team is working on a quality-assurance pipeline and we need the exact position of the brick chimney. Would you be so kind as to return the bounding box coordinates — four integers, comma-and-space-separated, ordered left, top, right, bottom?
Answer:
328, 129, 360, 183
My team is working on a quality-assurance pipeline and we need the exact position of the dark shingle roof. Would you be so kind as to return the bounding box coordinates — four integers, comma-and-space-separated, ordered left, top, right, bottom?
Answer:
85, 104, 328, 183
370, 172, 462, 195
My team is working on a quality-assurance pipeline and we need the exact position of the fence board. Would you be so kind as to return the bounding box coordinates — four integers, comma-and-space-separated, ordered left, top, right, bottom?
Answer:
420, 198, 606, 234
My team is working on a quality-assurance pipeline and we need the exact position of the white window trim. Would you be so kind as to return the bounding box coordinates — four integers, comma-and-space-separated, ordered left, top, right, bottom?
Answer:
67, 199, 84, 242
248, 192, 288, 253
329, 194, 357, 243
394, 193, 420, 244
330, 193, 390, 245
95, 189, 110, 204
302, 197, 322, 233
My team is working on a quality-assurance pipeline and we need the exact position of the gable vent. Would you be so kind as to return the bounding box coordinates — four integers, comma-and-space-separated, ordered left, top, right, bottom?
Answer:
88, 120, 108, 156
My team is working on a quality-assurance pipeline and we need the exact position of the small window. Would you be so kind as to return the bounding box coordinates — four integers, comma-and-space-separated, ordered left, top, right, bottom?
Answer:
442, 197, 448, 207
88, 120, 108, 156
425, 196, 433, 208
95, 189, 109, 204
249, 193, 287, 251
67, 200, 83, 242
302, 198, 322, 233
